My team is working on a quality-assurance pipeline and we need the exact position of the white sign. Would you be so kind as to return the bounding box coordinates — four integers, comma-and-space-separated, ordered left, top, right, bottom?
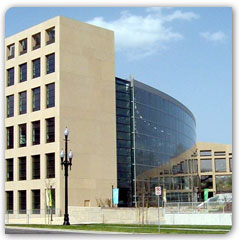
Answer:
155, 186, 161, 196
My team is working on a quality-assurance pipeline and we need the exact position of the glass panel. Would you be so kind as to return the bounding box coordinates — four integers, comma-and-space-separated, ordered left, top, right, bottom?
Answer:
215, 158, 226, 172
200, 159, 212, 172
215, 175, 232, 193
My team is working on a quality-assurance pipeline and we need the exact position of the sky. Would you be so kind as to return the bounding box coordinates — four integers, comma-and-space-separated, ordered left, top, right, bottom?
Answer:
5, 7, 232, 144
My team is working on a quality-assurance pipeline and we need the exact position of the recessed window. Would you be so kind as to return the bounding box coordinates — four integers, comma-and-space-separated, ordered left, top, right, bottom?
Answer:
19, 63, 27, 83
6, 158, 14, 181
19, 190, 27, 214
32, 58, 40, 78
7, 44, 15, 60
215, 158, 226, 172
200, 150, 211, 156
19, 157, 27, 181
32, 155, 40, 180
214, 151, 226, 156
6, 191, 14, 214
19, 38, 27, 55
32, 189, 40, 214
46, 27, 55, 45
46, 118, 55, 143
46, 53, 55, 74
7, 95, 14, 118
32, 120, 40, 145
229, 158, 232, 172
7, 67, 14, 86
46, 83, 55, 108
32, 33, 41, 50
19, 124, 27, 147
46, 153, 55, 178
19, 91, 27, 115
32, 87, 40, 111
200, 159, 212, 172
6, 126, 14, 149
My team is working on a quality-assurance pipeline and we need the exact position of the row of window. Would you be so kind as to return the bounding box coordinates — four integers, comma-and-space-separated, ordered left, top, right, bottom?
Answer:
7, 26, 55, 60
200, 158, 232, 172
6, 153, 55, 182
199, 150, 232, 157
6, 118, 55, 149
6, 83, 55, 117
7, 53, 55, 87
6, 188, 55, 214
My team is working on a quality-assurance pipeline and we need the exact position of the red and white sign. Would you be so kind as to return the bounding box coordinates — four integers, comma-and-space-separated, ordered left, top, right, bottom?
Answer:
155, 186, 161, 196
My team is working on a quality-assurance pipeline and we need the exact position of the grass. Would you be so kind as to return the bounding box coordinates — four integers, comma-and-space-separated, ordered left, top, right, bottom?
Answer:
6, 223, 231, 234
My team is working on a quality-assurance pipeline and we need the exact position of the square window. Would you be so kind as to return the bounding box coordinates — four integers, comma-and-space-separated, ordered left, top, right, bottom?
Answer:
46, 83, 55, 108
32, 87, 40, 111
7, 67, 14, 86
46, 27, 55, 45
6, 126, 14, 149
46, 118, 55, 143
7, 44, 15, 60
32, 33, 41, 50
46, 53, 55, 74
7, 95, 14, 117
32, 58, 40, 78
19, 91, 27, 115
19, 124, 27, 147
19, 38, 27, 55
19, 63, 27, 83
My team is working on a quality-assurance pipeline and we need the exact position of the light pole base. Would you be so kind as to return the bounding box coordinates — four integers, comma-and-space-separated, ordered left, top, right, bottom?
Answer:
63, 214, 70, 225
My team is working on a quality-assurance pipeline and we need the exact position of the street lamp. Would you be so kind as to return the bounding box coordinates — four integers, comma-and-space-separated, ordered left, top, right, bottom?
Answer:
60, 127, 73, 225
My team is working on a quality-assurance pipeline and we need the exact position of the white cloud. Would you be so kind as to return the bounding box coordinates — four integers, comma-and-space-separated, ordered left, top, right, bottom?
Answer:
200, 31, 227, 42
87, 8, 199, 60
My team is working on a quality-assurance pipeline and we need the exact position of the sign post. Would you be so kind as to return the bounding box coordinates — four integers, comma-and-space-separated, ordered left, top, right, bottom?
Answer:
155, 186, 161, 233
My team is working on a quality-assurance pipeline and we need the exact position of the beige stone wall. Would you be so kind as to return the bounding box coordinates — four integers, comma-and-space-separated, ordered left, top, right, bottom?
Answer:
58, 17, 117, 209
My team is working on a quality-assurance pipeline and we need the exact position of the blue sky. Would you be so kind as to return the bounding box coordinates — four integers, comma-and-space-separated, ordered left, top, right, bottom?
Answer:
5, 7, 232, 144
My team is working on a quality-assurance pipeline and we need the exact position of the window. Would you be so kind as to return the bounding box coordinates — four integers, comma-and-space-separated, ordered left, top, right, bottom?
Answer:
216, 175, 232, 193
7, 95, 14, 117
19, 190, 26, 214
19, 157, 26, 180
7, 44, 15, 60
200, 150, 211, 156
215, 158, 226, 172
32, 87, 40, 111
214, 151, 226, 156
229, 158, 232, 172
6, 158, 14, 181
46, 27, 55, 45
46, 83, 55, 108
32, 190, 40, 214
32, 155, 40, 179
46, 153, 55, 178
6, 126, 14, 149
19, 91, 27, 115
6, 191, 14, 214
201, 175, 213, 189
32, 121, 40, 145
32, 33, 41, 50
7, 67, 14, 86
46, 118, 55, 143
19, 124, 27, 147
200, 159, 212, 172
46, 53, 55, 74
19, 63, 27, 82
32, 58, 40, 78
19, 38, 27, 55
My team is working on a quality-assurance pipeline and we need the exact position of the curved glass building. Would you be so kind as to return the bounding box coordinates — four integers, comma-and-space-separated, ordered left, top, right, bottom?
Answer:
116, 77, 197, 207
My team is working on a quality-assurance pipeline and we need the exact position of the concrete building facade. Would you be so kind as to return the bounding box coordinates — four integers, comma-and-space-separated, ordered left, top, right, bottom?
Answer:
5, 16, 117, 215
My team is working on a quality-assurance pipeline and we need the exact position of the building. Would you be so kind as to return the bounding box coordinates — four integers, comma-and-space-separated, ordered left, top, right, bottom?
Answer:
5, 16, 231, 217
195, 142, 232, 200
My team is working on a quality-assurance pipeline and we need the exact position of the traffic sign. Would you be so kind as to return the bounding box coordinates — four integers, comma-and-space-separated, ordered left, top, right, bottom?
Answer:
155, 186, 161, 196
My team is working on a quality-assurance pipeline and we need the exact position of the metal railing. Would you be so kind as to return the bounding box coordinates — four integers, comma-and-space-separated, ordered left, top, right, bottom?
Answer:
164, 201, 232, 214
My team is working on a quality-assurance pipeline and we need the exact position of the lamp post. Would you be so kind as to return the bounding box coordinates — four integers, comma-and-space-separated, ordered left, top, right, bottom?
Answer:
60, 127, 73, 225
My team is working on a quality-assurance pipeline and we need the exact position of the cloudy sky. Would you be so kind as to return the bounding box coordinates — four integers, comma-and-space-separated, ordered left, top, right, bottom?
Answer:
5, 7, 232, 144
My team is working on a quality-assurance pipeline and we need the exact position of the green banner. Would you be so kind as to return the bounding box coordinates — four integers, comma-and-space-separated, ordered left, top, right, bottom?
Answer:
204, 189, 209, 201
